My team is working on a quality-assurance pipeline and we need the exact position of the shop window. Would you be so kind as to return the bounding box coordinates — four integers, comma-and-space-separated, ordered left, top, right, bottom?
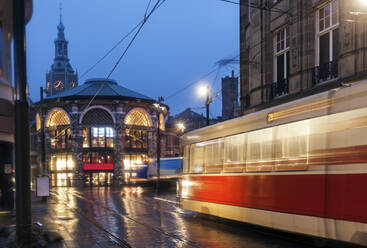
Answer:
84, 151, 113, 164
123, 153, 148, 170
50, 153, 74, 171
83, 127, 115, 148
126, 129, 148, 149
50, 128, 71, 150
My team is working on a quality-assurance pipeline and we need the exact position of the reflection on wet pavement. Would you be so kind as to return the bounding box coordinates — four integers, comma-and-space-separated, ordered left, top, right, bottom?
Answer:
47, 187, 313, 248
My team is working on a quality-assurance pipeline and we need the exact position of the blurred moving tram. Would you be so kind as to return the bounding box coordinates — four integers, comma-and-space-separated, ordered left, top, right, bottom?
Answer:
129, 157, 183, 182
179, 81, 367, 246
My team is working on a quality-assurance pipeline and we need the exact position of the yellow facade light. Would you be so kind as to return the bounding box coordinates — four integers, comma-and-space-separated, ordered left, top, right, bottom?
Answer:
267, 99, 332, 122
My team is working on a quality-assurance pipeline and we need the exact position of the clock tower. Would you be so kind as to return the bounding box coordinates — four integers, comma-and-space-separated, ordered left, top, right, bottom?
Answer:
46, 12, 78, 96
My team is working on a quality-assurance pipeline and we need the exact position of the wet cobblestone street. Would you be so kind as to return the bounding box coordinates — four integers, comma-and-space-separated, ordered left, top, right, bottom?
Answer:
40, 186, 319, 248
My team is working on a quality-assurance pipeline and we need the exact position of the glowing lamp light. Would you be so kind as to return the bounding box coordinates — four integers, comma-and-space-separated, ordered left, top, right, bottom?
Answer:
176, 122, 185, 132
197, 84, 209, 98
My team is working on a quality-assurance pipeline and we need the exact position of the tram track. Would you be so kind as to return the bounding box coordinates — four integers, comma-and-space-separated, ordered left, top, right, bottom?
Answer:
50, 191, 132, 248
53, 188, 344, 248
52, 189, 200, 248
69, 188, 320, 248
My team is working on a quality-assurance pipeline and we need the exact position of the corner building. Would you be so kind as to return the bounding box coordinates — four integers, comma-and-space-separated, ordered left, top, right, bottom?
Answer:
34, 78, 167, 187
240, 0, 367, 112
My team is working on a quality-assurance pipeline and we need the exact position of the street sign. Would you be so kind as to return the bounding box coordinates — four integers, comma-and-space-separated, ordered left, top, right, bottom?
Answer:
36, 176, 50, 197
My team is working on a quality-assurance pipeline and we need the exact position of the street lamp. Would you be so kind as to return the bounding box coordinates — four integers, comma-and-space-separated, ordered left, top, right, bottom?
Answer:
197, 84, 211, 126
176, 122, 185, 133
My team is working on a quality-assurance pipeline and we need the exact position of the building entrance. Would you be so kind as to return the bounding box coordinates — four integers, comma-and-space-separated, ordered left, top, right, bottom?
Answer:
85, 172, 112, 187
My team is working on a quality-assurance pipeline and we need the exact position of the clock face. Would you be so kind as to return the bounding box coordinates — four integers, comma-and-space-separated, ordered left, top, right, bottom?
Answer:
54, 80, 64, 90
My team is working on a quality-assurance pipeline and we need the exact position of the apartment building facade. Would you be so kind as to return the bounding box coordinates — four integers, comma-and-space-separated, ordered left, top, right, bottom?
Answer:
240, 0, 367, 112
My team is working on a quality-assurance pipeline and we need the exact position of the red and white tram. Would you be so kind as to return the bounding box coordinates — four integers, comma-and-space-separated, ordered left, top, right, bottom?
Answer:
179, 81, 367, 246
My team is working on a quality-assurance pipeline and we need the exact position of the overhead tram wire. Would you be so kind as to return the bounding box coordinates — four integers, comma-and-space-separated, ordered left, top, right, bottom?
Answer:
51, 0, 167, 141
164, 52, 242, 101
78, 21, 143, 80
79, 0, 166, 80
216, 0, 289, 15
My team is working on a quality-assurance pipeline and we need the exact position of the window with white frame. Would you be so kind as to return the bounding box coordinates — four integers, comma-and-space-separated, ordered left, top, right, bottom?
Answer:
316, 0, 339, 67
274, 26, 290, 83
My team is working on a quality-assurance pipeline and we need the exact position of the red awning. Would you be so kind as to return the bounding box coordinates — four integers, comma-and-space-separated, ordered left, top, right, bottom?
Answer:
83, 163, 114, 171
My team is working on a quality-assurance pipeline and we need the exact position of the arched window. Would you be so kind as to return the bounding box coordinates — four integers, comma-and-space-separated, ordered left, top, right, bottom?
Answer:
46, 109, 70, 127
80, 108, 115, 149
81, 108, 114, 125
159, 114, 165, 131
36, 114, 41, 131
124, 109, 152, 127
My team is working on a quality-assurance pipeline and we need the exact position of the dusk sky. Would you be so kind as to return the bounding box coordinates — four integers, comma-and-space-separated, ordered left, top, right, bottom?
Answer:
26, 0, 239, 117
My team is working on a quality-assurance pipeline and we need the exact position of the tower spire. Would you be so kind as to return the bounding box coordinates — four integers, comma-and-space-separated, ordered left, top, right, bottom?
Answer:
59, 2, 62, 24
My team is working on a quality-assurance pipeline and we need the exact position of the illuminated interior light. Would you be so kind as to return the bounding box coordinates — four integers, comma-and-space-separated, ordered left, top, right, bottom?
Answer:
181, 180, 195, 187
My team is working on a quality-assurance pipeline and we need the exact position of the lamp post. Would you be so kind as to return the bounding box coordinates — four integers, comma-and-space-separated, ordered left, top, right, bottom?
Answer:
13, 0, 32, 244
154, 96, 165, 193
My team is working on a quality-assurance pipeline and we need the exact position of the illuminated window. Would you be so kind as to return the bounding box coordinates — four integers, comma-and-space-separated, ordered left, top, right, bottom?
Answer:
126, 129, 148, 149
50, 153, 74, 171
125, 109, 151, 127
36, 114, 41, 131
159, 114, 165, 131
124, 153, 147, 170
83, 127, 114, 148
83, 151, 113, 164
46, 109, 70, 127
50, 128, 71, 150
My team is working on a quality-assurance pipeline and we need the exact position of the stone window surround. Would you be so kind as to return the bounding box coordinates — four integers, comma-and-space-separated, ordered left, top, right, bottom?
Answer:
315, 0, 339, 67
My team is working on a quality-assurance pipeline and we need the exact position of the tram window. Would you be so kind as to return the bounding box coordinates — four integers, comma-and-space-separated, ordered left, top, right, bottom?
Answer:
204, 139, 223, 173
183, 145, 190, 173
246, 128, 273, 172
224, 133, 246, 172
274, 120, 309, 171
190, 144, 204, 173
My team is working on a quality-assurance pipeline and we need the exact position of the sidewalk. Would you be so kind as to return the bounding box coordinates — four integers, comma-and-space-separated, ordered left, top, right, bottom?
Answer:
0, 191, 116, 248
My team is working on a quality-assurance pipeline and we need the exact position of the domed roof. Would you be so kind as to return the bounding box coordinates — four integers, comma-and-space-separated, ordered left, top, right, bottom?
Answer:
45, 78, 154, 102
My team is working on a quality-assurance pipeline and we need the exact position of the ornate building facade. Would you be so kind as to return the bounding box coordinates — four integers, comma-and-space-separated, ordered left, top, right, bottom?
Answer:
45, 15, 78, 96
34, 78, 168, 187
